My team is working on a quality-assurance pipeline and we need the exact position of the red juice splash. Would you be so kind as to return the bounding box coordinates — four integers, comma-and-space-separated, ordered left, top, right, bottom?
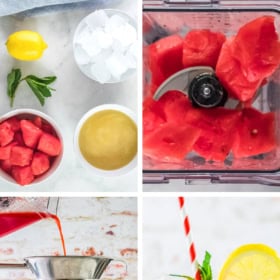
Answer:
0, 212, 66, 256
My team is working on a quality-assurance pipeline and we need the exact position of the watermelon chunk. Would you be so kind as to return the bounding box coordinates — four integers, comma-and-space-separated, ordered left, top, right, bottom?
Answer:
216, 16, 280, 102
232, 108, 277, 158
0, 146, 12, 160
33, 116, 42, 128
20, 120, 43, 148
1, 158, 12, 174
158, 91, 194, 124
0, 121, 14, 147
11, 166, 34, 186
31, 152, 50, 176
182, 29, 226, 69
148, 34, 184, 86
186, 107, 242, 161
37, 133, 61, 156
6, 117, 20, 131
10, 146, 33, 167
14, 131, 25, 146
144, 123, 201, 161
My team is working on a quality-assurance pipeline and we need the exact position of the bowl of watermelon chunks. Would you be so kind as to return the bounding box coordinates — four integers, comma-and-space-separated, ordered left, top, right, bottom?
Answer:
0, 109, 63, 186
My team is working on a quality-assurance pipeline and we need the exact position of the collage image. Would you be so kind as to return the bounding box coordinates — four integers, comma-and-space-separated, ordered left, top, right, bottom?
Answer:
0, 0, 280, 280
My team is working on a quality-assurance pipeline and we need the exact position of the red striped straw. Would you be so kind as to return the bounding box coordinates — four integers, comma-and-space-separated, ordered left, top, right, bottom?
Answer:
178, 197, 201, 280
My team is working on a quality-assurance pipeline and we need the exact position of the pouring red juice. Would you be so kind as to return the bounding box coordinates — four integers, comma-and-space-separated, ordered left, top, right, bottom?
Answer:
0, 212, 66, 256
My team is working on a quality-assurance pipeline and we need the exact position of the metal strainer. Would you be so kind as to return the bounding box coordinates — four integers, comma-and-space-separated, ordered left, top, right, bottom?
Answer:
0, 256, 126, 280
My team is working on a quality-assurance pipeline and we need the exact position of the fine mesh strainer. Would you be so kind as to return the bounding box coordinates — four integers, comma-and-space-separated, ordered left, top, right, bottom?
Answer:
0, 256, 126, 280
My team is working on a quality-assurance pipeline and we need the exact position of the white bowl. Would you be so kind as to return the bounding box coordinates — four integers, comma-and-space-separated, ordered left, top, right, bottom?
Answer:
0, 109, 64, 186
74, 104, 137, 177
73, 9, 137, 84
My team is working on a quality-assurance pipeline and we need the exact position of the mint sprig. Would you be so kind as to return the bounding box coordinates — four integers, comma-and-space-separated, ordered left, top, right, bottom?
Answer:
198, 251, 212, 280
7, 68, 56, 107
170, 251, 212, 280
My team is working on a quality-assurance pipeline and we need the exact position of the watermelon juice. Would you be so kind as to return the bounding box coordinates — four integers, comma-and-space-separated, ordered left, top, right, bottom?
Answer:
0, 212, 66, 255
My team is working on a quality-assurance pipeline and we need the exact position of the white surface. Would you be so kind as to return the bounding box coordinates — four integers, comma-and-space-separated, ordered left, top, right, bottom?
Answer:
0, 197, 137, 280
0, 0, 138, 192
143, 197, 280, 280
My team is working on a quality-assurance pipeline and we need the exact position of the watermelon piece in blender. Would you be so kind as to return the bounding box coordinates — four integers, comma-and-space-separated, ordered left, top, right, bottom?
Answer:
183, 29, 226, 69
148, 34, 184, 86
144, 123, 201, 161
216, 16, 280, 102
232, 108, 277, 158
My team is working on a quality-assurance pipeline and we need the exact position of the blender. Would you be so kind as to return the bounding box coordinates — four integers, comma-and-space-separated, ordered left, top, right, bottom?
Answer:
143, 0, 280, 186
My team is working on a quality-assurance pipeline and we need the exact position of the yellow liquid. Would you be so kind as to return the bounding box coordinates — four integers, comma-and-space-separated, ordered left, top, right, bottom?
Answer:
79, 110, 137, 170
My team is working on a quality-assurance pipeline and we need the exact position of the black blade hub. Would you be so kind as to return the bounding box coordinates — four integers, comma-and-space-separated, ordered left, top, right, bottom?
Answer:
189, 73, 227, 108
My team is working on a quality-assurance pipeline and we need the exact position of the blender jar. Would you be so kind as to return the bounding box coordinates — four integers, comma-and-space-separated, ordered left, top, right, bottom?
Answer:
143, 0, 280, 185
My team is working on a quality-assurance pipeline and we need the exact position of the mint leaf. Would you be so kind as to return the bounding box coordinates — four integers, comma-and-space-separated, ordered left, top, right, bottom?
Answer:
198, 251, 212, 280
7, 68, 22, 107
23, 74, 56, 106
6, 69, 56, 107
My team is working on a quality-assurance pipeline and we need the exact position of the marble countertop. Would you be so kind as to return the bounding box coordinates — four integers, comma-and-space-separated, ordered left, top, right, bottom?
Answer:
0, 0, 138, 192
143, 197, 280, 280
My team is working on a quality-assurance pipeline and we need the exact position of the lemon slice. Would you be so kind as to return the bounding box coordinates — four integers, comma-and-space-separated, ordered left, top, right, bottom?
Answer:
6, 30, 47, 61
218, 244, 280, 280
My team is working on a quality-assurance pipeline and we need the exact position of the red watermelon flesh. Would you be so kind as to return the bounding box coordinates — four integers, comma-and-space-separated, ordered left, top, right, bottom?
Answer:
144, 123, 201, 161
20, 120, 43, 148
31, 152, 50, 176
143, 96, 166, 134
1, 159, 12, 174
188, 108, 242, 161
6, 117, 20, 132
10, 146, 34, 167
157, 91, 194, 124
216, 16, 280, 102
11, 166, 34, 186
232, 16, 280, 81
183, 29, 226, 69
38, 133, 61, 156
14, 131, 25, 146
232, 108, 277, 158
148, 34, 184, 86
0, 142, 16, 160
0, 122, 14, 147
33, 116, 42, 128
216, 38, 262, 102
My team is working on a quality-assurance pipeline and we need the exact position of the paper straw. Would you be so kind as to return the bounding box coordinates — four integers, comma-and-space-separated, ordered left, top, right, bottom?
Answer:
178, 197, 201, 280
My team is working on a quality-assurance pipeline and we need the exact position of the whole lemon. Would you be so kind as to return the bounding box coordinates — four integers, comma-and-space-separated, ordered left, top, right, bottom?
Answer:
6, 30, 48, 61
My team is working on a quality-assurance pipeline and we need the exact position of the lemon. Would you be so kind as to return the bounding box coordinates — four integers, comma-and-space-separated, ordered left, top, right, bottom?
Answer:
218, 244, 280, 280
6, 30, 47, 61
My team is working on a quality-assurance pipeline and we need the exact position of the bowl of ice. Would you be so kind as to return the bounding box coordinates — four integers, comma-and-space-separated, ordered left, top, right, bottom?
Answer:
73, 9, 137, 84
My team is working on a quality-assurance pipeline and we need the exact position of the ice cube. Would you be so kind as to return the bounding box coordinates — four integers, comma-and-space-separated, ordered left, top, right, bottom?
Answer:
86, 10, 109, 29
111, 22, 137, 48
91, 48, 113, 64
123, 52, 137, 69
111, 38, 126, 54
74, 44, 91, 65
76, 26, 102, 57
127, 41, 138, 58
93, 28, 113, 49
90, 62, 112, 84
104, 14, 128, 34
105, 51, 128, 80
